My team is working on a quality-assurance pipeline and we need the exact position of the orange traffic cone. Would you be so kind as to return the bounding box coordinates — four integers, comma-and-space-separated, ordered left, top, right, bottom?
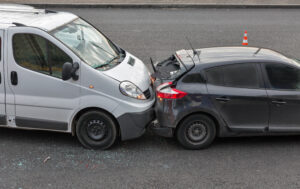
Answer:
242, 30, 248, 46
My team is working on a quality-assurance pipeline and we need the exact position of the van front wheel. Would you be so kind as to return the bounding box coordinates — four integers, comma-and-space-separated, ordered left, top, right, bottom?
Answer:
76, 111, 117, 150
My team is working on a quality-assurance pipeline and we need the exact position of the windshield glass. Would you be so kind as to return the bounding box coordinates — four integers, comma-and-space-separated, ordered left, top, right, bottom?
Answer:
51, 18, 120, 69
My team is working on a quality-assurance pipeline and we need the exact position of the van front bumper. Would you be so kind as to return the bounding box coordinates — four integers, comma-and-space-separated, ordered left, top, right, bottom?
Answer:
117, 107, 155, 141
150, 120, 174, 138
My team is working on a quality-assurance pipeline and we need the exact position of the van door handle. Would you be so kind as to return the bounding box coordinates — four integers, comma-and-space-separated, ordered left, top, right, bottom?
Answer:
11, 71, 18, 85
272, 100, 286, 105
216, 96, 231, 102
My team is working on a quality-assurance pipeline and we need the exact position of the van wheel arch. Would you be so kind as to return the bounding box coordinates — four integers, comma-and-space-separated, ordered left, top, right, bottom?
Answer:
175, 111, 220, 137
72, 107, 120, 138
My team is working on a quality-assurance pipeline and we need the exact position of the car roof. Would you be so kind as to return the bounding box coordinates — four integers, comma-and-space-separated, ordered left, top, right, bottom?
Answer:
176, 47, 294, 69
0, 4, 78, 31
197, 47, 291, 63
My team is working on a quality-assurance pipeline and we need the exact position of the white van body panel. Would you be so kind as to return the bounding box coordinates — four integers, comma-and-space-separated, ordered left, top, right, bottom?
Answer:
103, 52, 151, 92
0, 5, 77, 31
78, 58, 154, 117
6, 27, 81, 130
0, 5, 155, 141
0, 29, 5, 123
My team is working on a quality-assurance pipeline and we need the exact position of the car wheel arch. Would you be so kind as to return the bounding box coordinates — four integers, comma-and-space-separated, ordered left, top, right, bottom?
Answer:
175, 111, 221, 137
71, 107, 120, 138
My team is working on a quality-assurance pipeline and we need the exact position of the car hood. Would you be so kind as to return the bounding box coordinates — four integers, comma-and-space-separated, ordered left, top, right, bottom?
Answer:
103, 52, 151, 92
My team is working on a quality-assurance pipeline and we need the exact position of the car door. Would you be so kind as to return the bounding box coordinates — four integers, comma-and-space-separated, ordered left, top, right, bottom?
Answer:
0, 30, 6, 125
205, 63, 269, 132
262, 62, 300, 132
6, 27, 81, 131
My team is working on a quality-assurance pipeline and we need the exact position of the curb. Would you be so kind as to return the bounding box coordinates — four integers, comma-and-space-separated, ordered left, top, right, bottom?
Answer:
27, 3, 300, 9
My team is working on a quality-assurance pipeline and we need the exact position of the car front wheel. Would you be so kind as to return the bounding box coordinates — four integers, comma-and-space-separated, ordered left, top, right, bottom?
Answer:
176, 114, 216, 150
76, 111, 117, 150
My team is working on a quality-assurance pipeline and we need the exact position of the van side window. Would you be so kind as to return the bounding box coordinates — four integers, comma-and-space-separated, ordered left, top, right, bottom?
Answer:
206, 63, 260, 88
13, 34, 72, 78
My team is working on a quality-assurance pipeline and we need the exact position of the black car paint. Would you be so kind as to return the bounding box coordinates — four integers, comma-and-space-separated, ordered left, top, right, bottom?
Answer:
154, 68, 228, 137
260, 63, 300, 132
153, 47, 300, 138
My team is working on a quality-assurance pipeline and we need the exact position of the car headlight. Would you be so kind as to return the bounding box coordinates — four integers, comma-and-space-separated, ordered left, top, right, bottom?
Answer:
119, 81, 146, 100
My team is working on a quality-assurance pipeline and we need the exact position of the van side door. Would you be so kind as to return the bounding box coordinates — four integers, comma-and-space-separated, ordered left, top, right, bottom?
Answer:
0, 29, 6, 125
6, 27, 81, 131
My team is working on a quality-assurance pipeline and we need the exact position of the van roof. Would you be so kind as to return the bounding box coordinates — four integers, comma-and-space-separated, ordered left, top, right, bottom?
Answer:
0, 4, 78, 31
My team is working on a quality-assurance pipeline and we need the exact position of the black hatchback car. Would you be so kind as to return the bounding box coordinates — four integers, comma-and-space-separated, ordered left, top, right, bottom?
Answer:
152, 47, 300, 149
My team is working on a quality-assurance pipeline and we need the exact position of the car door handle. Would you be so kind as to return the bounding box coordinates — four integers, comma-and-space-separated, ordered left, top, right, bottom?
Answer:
11, 71, 18, 85
271, 100, 286, 105
216, 97, 231, 102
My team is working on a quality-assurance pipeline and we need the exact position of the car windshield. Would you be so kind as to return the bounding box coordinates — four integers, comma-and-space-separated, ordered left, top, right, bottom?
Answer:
51, 18, 120, 69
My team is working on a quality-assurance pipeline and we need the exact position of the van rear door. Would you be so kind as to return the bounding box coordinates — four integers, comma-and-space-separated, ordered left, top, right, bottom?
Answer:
0, 30, 6, 125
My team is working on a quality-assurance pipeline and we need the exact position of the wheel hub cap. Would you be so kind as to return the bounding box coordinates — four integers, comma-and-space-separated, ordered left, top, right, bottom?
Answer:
87, 120, 107, 140
187, 121, 207, 142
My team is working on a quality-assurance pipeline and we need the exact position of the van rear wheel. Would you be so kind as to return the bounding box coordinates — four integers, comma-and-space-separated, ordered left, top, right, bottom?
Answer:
176, 114, 216, 150
76, 111, 117, 150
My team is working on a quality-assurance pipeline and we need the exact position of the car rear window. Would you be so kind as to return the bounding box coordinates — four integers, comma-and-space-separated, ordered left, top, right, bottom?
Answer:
155, 55, 188, 80
182, 73, 205, 83
206, 63, 260, 88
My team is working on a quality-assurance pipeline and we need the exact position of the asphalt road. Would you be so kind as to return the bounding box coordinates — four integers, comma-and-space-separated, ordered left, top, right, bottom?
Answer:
1, 8, 300, 189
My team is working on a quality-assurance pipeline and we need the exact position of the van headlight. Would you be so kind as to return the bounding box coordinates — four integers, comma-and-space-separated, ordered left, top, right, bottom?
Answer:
119, 81, 146, 100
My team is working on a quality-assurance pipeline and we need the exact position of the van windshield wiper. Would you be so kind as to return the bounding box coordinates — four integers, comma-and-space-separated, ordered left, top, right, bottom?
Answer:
94, 56, 119, 69
90, 41, 116, 57
94, 49, 126, 69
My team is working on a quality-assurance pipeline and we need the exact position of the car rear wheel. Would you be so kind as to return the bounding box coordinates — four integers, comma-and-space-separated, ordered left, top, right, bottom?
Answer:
176, 114, 216, 150
76, 111, 117, 150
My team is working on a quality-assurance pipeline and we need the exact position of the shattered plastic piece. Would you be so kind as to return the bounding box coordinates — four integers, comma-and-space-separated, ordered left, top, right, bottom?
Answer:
43, 156, 51, 163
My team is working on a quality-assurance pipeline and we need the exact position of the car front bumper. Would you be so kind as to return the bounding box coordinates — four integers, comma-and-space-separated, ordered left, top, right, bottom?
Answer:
117, 107, 155, 141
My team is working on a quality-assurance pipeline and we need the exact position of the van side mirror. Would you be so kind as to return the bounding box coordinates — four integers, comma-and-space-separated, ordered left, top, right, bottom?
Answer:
62, 62, 79, 81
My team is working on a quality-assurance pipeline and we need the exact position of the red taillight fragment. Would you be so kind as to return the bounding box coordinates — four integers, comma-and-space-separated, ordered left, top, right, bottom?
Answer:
156, 82, 187, 99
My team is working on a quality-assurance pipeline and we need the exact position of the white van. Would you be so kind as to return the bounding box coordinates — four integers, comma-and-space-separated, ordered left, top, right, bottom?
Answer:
0, 4, 155, 149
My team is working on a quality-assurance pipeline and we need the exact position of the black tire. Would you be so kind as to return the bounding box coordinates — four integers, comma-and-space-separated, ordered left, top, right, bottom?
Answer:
76, 111, 117, 150
176, 114, 216, 150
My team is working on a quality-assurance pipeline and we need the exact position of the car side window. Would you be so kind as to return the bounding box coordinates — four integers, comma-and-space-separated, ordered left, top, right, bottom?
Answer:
13, 33, 72, 78
182, 73, 205, 83
265, 64, 300, 90
206, 63, 260, 88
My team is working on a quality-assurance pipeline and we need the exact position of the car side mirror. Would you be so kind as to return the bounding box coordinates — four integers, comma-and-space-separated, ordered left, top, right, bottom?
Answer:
62, 62, 79, 81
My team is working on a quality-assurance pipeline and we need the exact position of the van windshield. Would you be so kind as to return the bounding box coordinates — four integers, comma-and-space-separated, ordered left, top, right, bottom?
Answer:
51, 18, 120, 69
